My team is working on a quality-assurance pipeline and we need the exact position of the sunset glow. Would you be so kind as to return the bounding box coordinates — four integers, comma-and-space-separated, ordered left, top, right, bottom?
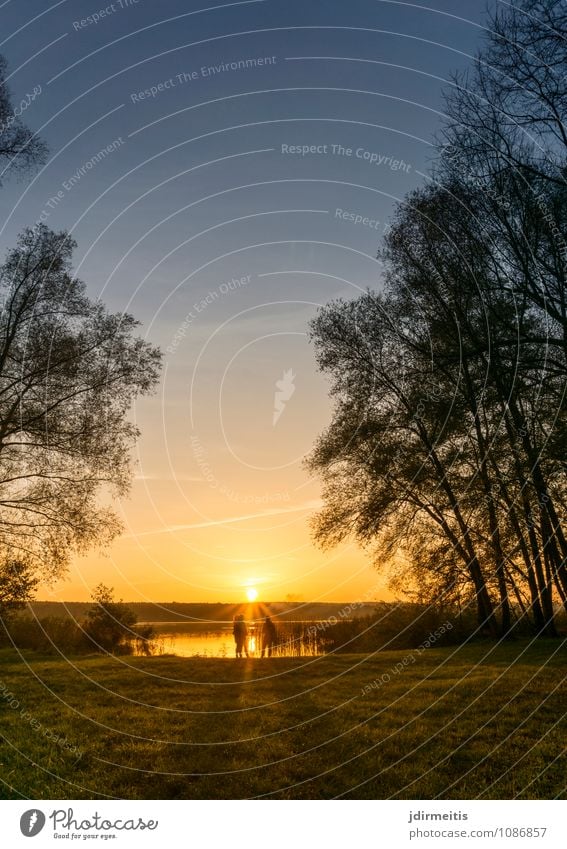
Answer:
14, 0, 467, 609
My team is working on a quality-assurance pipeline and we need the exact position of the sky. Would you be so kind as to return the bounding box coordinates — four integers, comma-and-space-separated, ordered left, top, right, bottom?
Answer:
0, 0, 489, 603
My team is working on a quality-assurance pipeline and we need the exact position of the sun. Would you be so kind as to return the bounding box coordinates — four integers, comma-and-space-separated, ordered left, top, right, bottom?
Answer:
246, 587, 258, 602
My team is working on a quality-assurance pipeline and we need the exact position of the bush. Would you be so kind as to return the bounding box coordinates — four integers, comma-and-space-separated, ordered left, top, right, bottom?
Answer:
323, 603, 474, 653
2, 613, 87, 653
83, 584, 154, 655
1, 584, 158, 656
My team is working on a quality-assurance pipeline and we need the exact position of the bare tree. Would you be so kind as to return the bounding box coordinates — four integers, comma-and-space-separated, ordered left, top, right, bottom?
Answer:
441, 0, 567, 184
0, 55, 46, 183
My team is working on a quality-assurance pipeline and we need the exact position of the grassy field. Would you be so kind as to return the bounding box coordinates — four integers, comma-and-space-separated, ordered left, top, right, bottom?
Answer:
0, 640, 565, 799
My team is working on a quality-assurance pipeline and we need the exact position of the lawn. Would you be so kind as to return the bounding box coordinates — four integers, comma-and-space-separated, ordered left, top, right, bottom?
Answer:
0, 640, 565, 799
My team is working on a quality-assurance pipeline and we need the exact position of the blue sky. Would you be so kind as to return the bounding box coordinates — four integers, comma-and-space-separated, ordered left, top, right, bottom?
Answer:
0, 0, 491, 601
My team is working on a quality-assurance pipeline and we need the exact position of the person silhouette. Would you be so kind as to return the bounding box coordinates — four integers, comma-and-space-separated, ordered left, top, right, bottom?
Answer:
261, 616, 277, 658
233, 614, 248, 658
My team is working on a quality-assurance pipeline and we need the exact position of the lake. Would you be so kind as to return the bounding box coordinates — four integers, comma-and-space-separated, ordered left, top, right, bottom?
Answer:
139, 621, 328, 658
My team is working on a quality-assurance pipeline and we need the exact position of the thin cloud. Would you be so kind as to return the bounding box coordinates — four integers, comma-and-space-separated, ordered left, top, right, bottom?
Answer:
130, 500, 322, 537
133, 474, 204, 482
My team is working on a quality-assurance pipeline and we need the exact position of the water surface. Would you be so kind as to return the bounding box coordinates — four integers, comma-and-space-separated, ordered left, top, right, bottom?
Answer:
140, 621, 327, 657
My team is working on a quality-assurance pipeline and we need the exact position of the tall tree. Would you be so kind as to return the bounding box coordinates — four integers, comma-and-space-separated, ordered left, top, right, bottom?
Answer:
0, 56, 161, 588
379, 179, 564, 634
308, 1, 567, 637
307, 291, 499, 634
0, 226, 161, 578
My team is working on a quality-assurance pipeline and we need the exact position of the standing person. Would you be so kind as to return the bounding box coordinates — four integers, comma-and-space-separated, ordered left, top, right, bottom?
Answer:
261, 616, 277, 658
233, 614, 248, 658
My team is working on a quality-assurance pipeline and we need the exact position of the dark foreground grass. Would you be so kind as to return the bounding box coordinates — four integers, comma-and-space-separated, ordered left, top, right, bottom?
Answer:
0, 640, 565, 799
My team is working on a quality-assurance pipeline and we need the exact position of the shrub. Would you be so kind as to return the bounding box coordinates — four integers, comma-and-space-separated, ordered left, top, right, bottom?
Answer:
83, 584, 154, 655
323, 603, 473, 653
2, 613, 87, 653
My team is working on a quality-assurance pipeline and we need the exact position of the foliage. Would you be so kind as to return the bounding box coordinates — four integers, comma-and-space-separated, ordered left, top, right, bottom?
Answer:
3, 613, 87, 653
0, 227, 161, 579
322, 604, 469, 653
2, 585, 156, 655
0, 558, 38, 643
0, 559, 38, 623
83, 584, 154, 654
2, 603, 156, 655
308, 0, 567, 637
0, 52, 161, 587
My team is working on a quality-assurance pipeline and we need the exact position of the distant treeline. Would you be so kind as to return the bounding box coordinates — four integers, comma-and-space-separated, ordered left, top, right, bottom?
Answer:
10, 600, 563, 658
26, 601, 379, 624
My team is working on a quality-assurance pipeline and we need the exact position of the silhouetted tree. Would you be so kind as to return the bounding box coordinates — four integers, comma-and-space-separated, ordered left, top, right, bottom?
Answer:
441, 0, 567, 185
0, 226, 161, 579
380, 180, 565, 635
0, 55, 47, 182
439, 0, 567, 625
308, 0, 567, 638
441, 0, 567, 349
307, 291, 500, 634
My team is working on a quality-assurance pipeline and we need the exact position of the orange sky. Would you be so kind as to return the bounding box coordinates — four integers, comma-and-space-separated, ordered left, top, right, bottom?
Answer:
42, 343, 390, 603
4, 0, 484, 607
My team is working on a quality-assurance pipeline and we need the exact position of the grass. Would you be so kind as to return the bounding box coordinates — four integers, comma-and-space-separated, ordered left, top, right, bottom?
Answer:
0, 639, 565, 799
